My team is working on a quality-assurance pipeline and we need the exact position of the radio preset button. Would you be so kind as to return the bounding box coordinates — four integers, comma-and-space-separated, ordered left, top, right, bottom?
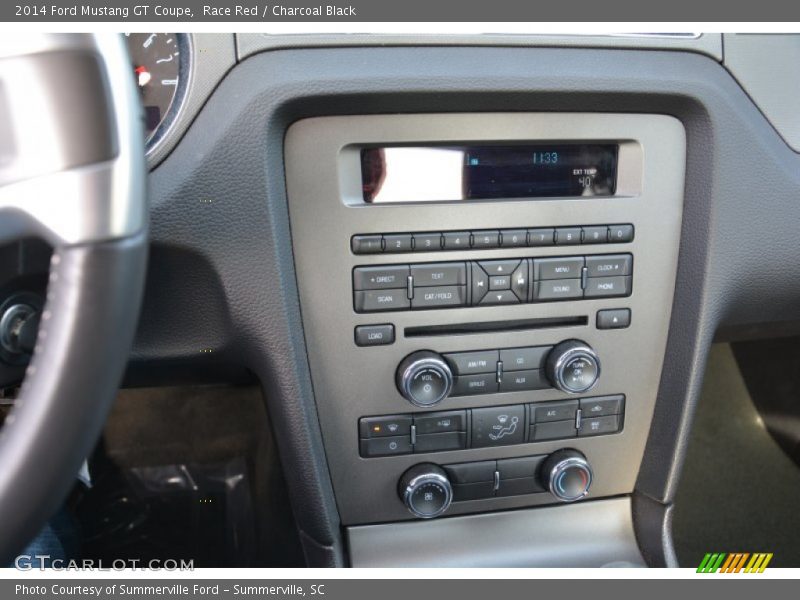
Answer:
534, 257, 585, 280
353, 265, 410, 290
555, 227, 582, 245
582, 226, 609, 244
443, 231, 471, 250
528, 228, 555, 246
413, 233, 443, 251
471, 230, 500, 249
608, 224, 635, 243
354, 289, 410, 312
500, 229, 528, 247
384, 234, 413, 253
351, 235, 383, 254
584, 276, 632, 298
585, 254, 632, 277
534, 279, 583, 301
354, 324, 395, 346
411, 263, 466, 287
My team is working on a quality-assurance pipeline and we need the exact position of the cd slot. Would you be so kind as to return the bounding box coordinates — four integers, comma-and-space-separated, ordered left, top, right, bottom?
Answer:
404, 316, 588, 338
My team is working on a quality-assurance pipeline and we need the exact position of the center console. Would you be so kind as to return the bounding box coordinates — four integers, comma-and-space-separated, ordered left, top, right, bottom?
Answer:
284, 113, 685, 526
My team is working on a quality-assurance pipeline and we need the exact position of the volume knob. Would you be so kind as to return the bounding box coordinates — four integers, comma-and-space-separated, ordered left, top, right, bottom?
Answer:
396, 351, 453, 407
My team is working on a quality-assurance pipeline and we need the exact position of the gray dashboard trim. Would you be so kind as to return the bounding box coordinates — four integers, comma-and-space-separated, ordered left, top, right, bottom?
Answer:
348, 497, 645, 567
141, 44, 800, 565
237, 32, 722, 61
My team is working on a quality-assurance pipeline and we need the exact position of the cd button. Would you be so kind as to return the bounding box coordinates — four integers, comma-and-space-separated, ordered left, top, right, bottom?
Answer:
500, 346, 551, 371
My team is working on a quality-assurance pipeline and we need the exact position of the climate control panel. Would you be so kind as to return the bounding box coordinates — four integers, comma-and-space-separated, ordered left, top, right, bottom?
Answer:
398, 449, 593, 518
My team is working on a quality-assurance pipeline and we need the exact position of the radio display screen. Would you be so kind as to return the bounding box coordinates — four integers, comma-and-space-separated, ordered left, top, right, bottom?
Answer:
360, 144, 618, 203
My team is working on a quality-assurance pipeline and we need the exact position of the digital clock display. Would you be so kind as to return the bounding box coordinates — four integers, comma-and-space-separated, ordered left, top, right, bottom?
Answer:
360, 143, 618, 203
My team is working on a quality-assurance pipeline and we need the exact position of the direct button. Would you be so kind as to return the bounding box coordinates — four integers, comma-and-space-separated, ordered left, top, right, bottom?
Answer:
354, 324, 395, 346
444, 350, 498, 375
353, 265, 410, 290
411, 262, 466, 287
534, 257, 584, 280
585, 254, 632, 278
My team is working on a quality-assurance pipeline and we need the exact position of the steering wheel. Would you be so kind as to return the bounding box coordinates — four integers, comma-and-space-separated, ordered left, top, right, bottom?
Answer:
0, 34, 147, 562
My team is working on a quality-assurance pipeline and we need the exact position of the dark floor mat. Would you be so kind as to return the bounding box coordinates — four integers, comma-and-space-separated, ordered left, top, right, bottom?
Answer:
672, 344, 800, 567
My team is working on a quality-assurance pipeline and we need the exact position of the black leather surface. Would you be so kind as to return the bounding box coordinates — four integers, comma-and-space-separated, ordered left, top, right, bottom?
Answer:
135, 46, 800, 565
0, 234, 147, 563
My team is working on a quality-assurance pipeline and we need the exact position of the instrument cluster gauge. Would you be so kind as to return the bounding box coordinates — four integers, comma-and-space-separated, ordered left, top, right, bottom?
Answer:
125, 33, 190, 154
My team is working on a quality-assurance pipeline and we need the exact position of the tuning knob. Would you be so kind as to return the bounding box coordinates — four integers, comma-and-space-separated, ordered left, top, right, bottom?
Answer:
396, 351, 454, 407
545, 339, 601, 394
398, 464, 453, 518
541, 449, 593, 502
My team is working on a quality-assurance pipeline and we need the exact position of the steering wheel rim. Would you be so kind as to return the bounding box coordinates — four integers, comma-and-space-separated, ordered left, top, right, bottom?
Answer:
0, 34, 147, 562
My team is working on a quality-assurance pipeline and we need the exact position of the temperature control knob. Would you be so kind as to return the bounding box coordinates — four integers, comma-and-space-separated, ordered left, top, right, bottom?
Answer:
541, 449, 593, 502
398, 464, 453, 518
545, 340, 601, 394
396, 351, 454, 407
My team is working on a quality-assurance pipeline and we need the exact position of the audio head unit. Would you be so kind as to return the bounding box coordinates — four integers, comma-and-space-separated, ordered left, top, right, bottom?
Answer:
285, 113, 685, 525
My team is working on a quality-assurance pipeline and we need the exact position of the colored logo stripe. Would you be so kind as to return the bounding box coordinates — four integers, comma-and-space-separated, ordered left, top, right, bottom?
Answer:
697, 552, 773, 573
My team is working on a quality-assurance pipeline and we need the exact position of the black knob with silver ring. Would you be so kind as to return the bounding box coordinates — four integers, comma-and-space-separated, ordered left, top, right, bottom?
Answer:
396, 350, 454, 407
541, 449, 593, 502
398, 464, 453, 518
545, 339, 601, 394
